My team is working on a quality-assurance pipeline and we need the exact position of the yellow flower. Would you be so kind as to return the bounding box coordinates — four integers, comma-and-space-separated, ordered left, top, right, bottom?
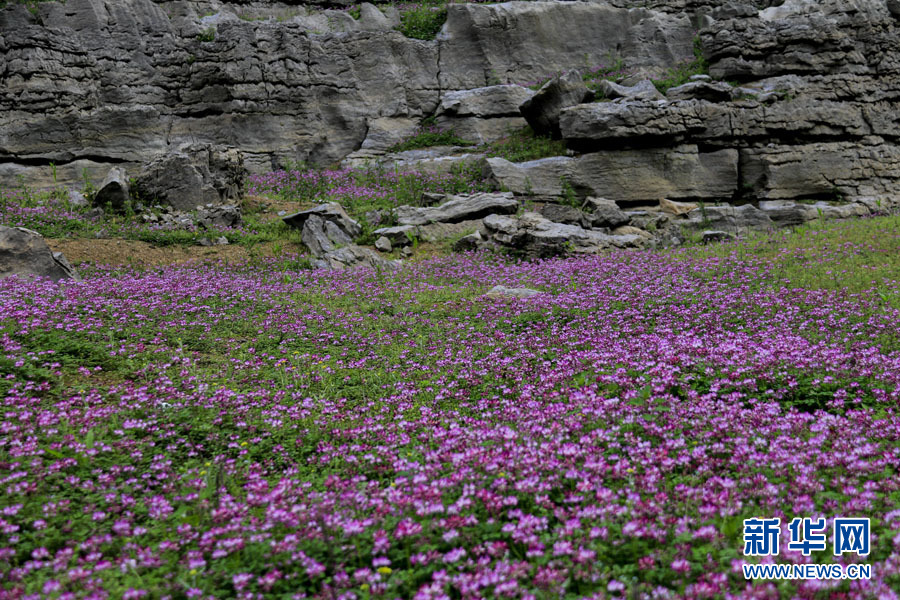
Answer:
199, 470, 207, 476
205, 462, 211, 467
240, 442, 248, 447
189, 569, 198, 575
360, 583, 370, 591
377, 566, 392, 575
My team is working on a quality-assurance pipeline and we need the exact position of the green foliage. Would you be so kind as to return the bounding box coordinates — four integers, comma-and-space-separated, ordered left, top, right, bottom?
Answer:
348, 5, 361, 19
651, 36, 710, 95
81, 168, 97, 203
197, 27, 216, 42
582, 56, 628, 95
483, 127, 568, 163
559, 178, 579, 209
398, 3, 447, 40
0, 0, 51, 18
388, 127, 474, 152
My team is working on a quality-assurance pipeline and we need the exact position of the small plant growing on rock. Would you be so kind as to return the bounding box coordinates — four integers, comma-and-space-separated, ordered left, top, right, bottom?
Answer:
560, 178, 579, 209
483, 127, 568, 163
398, 2, 447, 40
651, 36, 710, 94
197, 27, 216, 43
389, 124, 474, 152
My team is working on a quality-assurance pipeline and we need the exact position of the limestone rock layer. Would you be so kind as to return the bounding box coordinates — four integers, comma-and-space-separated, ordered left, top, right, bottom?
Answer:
0, 0, 692, 188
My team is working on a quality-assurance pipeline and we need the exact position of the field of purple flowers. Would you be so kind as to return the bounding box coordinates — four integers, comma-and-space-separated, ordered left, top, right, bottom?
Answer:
2, 217, 900, 599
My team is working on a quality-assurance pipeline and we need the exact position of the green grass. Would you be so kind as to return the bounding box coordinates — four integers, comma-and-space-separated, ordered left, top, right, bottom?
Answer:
650, 37, 710, 95
398, 2, 447, 40
483, 127, 569, 163
681, 214, 900, 299
0, 184, 304, 248
388, 127, 474, 152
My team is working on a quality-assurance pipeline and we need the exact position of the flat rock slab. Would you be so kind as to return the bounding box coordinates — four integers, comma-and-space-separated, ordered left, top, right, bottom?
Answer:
484, 286, 543, 300
396, 192, 519, 226
373, 225, 419, 246
438, 85, 535, 118
572, 145, 739, 203
484, 156, 575, 197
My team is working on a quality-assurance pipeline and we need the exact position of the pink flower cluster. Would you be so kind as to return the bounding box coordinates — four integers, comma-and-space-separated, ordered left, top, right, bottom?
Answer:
1, 243, 899, 598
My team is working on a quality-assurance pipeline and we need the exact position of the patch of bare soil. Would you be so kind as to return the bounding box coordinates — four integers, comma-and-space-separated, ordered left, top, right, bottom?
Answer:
46, 238, 308, 267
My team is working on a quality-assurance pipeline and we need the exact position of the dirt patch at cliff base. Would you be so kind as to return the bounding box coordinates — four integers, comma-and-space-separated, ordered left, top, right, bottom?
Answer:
46, 238, 308, 267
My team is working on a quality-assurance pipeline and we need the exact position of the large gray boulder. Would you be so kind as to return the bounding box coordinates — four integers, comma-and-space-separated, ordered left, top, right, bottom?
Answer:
0, 226, 79, 282
286, 203, 397, 271
300, 214, 356, 257
538, 203, 591, 228
310, 245, 399, 271
481, 212, 642, 258
395, 192, 519, 226
438, 85, 535, 118
519, 71, 594, 139
741, 142, 900, 202
283, 203, 362, 238
196, 204, 241, 229
132, 145, 245, 212
584, 197, 631, 229
665, 81, 734, 102
92, 167, 130, 212
560, 97, 881, 149
373, 225, 419, 246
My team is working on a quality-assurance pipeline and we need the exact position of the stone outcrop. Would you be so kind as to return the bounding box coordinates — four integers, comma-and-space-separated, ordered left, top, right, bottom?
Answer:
0, 226, 79, 282
395, 192, 519, 226
435, 85, 534, 144
555, 0, 900, 209
132, 145, 246, 212
93, 167, 130, 211
479, 212, 643, 258
282, 202, 396, 270
520, 71, 593, 139
1, 0, 897, 246
283, 203, 362, 238
0, 0, 695, 188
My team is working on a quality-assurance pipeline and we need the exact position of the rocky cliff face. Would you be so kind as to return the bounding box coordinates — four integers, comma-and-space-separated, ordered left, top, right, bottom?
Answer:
557, 0, 900, 208
1, 0, 898, 213
0, 0, 692, 188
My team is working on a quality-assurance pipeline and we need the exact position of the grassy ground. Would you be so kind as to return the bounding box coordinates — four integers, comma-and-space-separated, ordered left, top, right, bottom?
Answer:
2, 213, 899, 598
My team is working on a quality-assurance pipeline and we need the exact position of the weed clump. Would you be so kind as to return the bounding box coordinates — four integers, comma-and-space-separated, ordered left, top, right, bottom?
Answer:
398, 2, 447, 40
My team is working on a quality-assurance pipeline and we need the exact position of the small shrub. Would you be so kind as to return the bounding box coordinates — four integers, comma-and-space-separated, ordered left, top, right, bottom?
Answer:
398, 3, 447, 40
651, 36, 709, 94
582, 57, 628, 94
484, 127, 568, 163
389, 126, 474, 152
197, 27, 216, 42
